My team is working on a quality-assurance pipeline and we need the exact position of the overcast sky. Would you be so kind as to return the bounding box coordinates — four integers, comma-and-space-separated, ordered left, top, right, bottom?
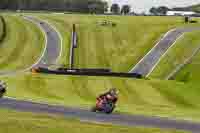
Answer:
106, 0, 200, 13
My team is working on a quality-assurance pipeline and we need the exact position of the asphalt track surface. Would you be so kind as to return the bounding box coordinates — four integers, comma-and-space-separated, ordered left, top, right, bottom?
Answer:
1, 18, 200, 132
24, 16, 60, 68
1, 97, 200, 133
130, 27, 200, 77
0, 16, 60, 76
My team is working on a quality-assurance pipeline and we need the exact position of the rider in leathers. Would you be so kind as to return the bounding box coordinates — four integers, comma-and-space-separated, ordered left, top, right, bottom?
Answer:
98, 88, 118, 104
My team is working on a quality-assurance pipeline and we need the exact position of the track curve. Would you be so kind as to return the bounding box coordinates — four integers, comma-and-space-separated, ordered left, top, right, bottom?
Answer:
0, 16, 61, 76
1, 18, 200, 133
130, 27, 200, 77
1, 97, 200, 133
24, 16, 61, 68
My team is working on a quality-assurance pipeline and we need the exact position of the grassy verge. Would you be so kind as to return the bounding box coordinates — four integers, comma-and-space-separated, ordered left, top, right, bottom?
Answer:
0, 109, 187, 133
149, 31, 200, 79
2, 73, 200, 122
1, 13, 200, 123
33, 14, 186, 72
0, 15, 45, 71
175, 48, 200, 82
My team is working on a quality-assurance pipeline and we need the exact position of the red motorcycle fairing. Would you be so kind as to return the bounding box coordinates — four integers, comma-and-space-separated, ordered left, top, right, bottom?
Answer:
96, 97, 105, 109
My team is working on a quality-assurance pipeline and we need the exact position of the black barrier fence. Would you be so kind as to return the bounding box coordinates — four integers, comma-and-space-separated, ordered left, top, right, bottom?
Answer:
0, 16, 6, 43
37, 68, 143, 79
57, 68, 111, 73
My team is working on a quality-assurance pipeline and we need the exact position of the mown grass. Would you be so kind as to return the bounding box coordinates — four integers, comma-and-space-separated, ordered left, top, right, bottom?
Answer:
0, 109, 186, 133
2, 73, 200, 122
2, 13, 200, 124
149, 31, 200, 79
34, 14, 187, 72
175, 49, 200, 82
0, 15, 45, 71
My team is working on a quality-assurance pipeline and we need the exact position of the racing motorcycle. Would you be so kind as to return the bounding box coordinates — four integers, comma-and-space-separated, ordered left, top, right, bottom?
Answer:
91, 97, 116, 114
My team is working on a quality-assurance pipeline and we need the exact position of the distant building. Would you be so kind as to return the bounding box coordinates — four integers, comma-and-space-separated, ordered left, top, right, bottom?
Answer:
166, 11, 196, 16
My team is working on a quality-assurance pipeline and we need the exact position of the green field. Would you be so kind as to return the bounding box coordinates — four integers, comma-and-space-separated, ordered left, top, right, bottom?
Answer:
175, 48, 200, 82
1, 14, 200, 121
149, 31, 200, 79
0, 15, 45, 71
0, 109, 186, 133
36, 14, 187, 72
1, 13, 200, 132
2, 73, 200, 122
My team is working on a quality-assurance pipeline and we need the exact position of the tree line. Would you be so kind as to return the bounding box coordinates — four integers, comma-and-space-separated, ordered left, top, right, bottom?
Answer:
149, 5, 200, 15
110, 3, 131, 14
0, 0, 132, 14
0, 0, 108, 13
149, 6, 170, 15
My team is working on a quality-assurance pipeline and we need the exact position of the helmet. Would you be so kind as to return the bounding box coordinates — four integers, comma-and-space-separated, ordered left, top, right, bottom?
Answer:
109, 88, 119, 96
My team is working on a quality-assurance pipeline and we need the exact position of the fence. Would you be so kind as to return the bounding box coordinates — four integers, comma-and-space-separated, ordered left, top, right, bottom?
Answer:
0, 16, 6, 43
37, 67, 143, 79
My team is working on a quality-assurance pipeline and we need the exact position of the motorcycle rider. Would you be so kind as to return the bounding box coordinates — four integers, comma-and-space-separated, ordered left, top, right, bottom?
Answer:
98, 88, 119, 104
92, 88, 119, 113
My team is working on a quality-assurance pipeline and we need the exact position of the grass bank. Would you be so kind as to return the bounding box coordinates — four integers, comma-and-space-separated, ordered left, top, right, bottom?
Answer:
1, 73, 200, 122
149, 31, 200, 79
35, 14, 186, 72
0, 15, 45, 71
1, 14, 200, 123
175, 48, 200, 82
0, 109, 187, 133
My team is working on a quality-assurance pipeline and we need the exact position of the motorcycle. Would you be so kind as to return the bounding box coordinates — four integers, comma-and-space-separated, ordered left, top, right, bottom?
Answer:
91, 97, 115, 114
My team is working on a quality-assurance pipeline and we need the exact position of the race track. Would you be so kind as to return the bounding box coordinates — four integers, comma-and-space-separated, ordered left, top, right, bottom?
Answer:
130, 27, 200, 77
24, 16, 61, 68
1, 16, 200, 133
1, 97, 200, 133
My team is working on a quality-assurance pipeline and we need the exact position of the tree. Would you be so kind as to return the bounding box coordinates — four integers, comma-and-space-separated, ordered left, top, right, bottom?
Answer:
110, 3, 120, 14
149, 7, 157, 15
0, 0, 107, 13
0, 0, 9, 9
88, 1, 108, 14
103, 1, 108, 12
121, 4, 131, 14
157, 6, 170, 15
149, 6, 170, 15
